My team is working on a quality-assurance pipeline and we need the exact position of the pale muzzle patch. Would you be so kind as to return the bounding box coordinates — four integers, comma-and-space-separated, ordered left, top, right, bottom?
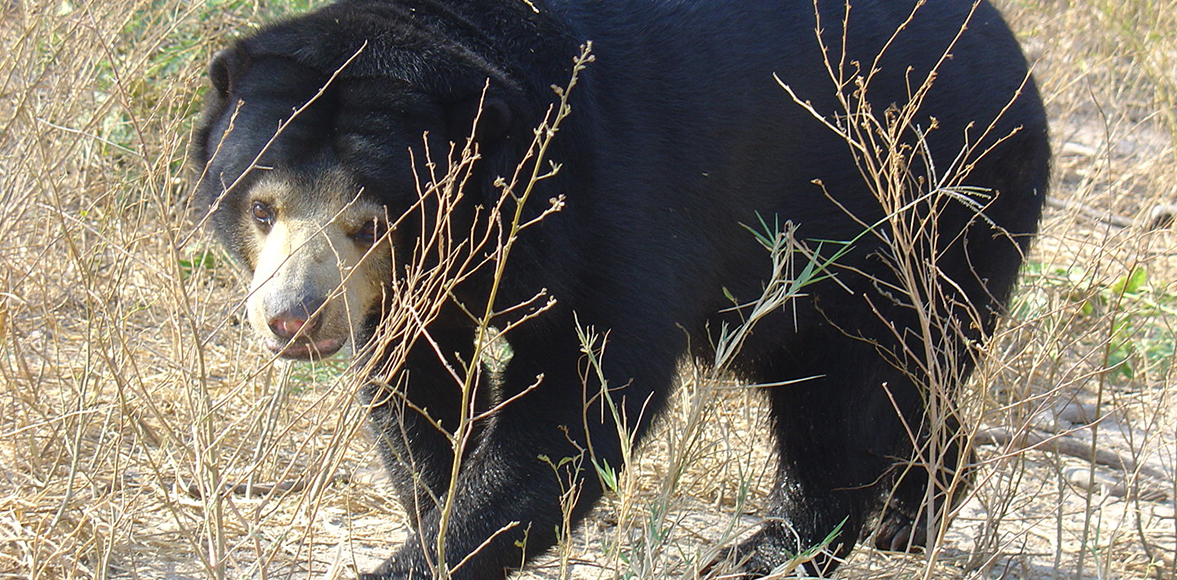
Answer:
241, 175, 393, 360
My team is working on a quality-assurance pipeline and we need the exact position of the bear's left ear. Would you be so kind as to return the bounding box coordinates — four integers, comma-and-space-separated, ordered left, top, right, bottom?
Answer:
447, 95, 513, 145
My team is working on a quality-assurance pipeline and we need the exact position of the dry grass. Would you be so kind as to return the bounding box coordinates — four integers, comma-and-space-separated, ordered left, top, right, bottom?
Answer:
1, 0, 1175, 579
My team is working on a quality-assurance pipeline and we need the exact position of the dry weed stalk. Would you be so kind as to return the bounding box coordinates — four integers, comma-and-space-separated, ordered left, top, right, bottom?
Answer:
775, 2, 1049, 578
352, 45, 594, 579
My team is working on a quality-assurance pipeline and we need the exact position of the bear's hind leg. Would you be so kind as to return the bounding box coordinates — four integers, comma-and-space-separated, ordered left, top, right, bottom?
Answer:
735, 336, 934, 577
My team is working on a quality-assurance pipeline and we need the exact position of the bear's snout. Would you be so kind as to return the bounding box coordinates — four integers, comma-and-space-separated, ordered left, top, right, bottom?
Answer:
257, 291, 343, 359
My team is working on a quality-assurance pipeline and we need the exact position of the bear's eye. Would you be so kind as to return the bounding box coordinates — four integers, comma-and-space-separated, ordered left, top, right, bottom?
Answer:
352, 218, 386, 246
251, 201, 275, 228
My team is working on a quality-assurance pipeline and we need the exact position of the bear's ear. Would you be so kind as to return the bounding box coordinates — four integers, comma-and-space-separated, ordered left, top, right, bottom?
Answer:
447, 95, 513, 145
474, 98, 513, 143
209, 48, 246, 97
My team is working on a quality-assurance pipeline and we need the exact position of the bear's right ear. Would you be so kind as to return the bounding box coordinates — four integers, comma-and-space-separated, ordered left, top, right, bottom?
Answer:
446, 95, 514, 146
209, 48, 245, 97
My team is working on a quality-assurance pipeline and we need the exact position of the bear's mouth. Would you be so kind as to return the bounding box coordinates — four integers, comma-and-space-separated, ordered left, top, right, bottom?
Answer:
265, 336, 346, 360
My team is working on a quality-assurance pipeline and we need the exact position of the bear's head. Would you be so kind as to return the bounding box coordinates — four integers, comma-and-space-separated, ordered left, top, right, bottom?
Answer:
191, 4, 530, 360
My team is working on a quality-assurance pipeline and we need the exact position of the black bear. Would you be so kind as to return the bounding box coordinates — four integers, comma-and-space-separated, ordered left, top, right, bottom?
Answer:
192, 0, 1048, 577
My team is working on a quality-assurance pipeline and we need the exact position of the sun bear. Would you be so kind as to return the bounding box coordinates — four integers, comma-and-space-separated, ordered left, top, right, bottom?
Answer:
192, 0, 1049, 578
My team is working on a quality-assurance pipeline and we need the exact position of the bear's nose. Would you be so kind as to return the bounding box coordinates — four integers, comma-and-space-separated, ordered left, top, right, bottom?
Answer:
268, 313, 323, 341
267, 297, 326, 341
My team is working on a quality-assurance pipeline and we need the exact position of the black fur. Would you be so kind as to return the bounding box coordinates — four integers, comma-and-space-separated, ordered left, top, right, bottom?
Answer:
193, 0, 1049, 577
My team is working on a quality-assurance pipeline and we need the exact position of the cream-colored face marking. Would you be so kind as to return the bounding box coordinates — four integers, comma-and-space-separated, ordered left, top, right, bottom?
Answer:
243, 171, 392, 359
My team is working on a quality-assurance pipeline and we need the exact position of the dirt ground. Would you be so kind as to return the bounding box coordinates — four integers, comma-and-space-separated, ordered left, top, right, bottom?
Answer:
1, 0, 1176, 579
